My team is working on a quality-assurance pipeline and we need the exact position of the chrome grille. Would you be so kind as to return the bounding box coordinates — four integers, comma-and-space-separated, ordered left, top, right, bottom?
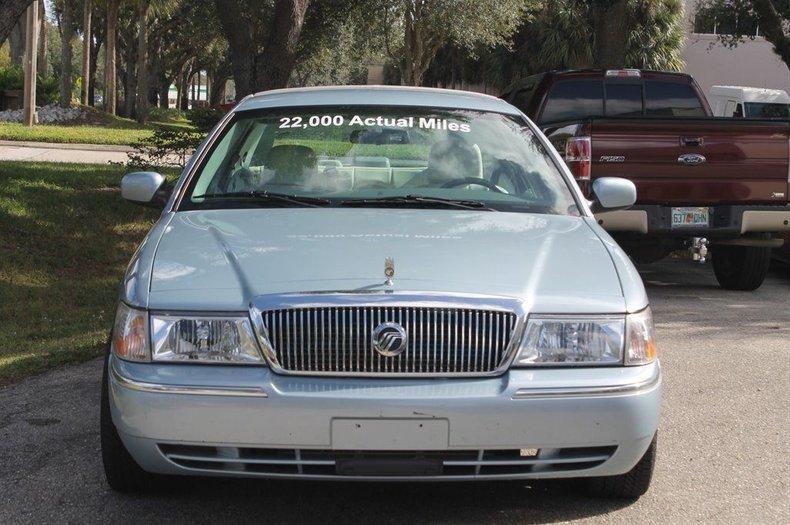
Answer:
260, 306, 518, 375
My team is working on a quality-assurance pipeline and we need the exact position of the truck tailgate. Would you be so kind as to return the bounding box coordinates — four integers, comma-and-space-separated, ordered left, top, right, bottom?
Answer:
590, 118, 789, 205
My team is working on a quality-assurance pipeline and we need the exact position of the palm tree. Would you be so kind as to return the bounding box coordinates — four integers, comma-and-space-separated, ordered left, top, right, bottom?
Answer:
58, 0, 78, 108
134, 0, 150, 123
81, 0, 92, 106
135, 0, 179, 123
105, 0, 119, 114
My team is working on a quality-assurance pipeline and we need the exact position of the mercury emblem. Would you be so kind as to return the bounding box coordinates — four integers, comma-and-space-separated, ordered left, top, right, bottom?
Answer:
384, 257, 395, 286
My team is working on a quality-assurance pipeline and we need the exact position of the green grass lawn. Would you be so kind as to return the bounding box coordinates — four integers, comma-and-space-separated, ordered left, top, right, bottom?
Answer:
0, 161, 166, 385
0, 110, 194, 146
0, 122, 153, 146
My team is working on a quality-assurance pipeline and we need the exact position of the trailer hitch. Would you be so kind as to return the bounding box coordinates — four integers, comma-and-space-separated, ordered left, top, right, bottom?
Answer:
688, 237, 709, 263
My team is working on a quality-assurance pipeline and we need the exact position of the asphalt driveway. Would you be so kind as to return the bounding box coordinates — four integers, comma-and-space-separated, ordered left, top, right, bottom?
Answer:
1, 259, 788, 524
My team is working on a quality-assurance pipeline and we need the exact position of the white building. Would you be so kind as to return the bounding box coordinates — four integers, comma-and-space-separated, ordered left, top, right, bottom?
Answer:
682, 0, 790, 95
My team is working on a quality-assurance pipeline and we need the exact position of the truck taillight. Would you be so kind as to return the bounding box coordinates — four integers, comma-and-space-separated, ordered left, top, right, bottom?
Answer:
565, 136, 591, 181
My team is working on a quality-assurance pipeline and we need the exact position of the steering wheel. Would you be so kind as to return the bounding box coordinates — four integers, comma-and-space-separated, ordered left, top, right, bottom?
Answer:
441, 177, 506, 193
490, 162, 527, 195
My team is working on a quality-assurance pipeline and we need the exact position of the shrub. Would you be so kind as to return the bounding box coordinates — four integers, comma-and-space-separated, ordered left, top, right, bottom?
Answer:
0, 65, 59, 106
127, 128, 206, 170
186, 106, 225, 132
148, 106, 184, 123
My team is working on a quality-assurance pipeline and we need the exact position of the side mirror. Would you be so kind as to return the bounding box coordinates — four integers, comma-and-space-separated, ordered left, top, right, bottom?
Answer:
590, 177, 636, 213
121, 171, 170, 208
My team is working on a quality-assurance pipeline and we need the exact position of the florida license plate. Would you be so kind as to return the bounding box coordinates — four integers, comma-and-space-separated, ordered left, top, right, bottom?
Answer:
671, 207, 709, 228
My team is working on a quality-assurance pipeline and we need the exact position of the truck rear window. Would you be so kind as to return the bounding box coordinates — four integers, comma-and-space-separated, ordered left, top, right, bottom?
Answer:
540, 80, 603, 123
605, 83, 643, 117
644, 81, 706, 117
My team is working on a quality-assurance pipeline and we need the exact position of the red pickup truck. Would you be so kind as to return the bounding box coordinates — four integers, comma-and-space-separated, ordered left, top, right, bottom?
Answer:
501, 69, 790, 290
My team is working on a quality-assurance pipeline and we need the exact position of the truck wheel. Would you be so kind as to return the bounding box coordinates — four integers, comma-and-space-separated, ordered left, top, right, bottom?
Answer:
711, 242, 771, 291
583, 433, 656, 499
100, 347, 158, 493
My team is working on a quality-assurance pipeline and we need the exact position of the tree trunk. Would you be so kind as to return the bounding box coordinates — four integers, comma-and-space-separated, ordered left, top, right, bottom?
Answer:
752, 0, 790, 70
88, 15, 102, 107
80, 0, 91, 106
208, 71, 226, 105
121, 18, 137, 118
178, 62, 191, 111
190, 72, 196, 108
10, 17, 25, 66
0, 0, 34, 45
215, 0, 310, 98
399, 1, 445, 86
37, 0, 47, 76
134, 0, 150, 123
104, 0, 118, 114
159, 77, 171, 108
591, 0, 629, 69
59, 0, 75, 108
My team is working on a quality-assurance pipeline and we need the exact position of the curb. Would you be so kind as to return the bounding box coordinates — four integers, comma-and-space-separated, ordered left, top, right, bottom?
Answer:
0, 140, 134, 153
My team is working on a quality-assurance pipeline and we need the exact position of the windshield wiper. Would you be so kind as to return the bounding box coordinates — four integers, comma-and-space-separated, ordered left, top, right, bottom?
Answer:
192, 191, 331, 208
339, 194, 494, 211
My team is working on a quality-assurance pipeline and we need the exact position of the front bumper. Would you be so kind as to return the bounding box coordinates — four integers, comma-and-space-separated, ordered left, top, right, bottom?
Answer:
109, 356, 661, 481
597, 204, 790, 237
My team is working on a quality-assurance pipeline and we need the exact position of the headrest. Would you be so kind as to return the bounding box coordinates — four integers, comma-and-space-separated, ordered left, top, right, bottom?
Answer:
267, 145, 317, 174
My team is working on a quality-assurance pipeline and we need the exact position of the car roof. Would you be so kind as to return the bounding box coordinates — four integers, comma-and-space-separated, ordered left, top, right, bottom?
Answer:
233, 85, 521, 115
709, 85, 790, 103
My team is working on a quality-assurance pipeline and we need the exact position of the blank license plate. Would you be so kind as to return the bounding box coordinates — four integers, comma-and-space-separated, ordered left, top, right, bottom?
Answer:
331, 418, 449, 450
671, 207, 709, 228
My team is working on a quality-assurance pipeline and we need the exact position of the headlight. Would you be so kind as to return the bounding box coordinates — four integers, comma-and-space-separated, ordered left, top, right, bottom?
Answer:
513, 308, 656, 366
112, 302, 150, 362
150, 314, 263, 364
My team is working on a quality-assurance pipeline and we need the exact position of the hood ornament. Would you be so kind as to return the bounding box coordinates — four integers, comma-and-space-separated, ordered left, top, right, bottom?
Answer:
384, 257, 395, 286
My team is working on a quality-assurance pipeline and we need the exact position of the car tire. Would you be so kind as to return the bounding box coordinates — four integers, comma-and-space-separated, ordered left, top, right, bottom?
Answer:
100, 346, 157, 493
711, 240, 771, 291
583, 433, 657, 499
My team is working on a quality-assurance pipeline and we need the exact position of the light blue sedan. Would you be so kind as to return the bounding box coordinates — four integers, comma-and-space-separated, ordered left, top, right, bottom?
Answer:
103, 86, 660, 498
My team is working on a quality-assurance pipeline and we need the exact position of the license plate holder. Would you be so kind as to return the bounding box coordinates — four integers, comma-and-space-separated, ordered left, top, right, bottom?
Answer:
671, 207, 709, 228
331, 418, 449, 450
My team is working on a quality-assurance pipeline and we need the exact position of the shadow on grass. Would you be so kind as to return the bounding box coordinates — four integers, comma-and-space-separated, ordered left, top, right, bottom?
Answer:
0, 161, 169, 385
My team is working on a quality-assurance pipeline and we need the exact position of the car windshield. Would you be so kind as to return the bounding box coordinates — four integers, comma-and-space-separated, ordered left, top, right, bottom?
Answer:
744, 102, 790, 119
181, 106, 579, 215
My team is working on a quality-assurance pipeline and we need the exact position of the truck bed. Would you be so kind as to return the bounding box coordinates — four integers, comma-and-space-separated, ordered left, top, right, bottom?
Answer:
587, 117, 789, 205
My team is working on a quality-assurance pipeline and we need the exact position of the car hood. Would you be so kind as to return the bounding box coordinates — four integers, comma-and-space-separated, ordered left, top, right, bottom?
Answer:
148, 209, 625, 313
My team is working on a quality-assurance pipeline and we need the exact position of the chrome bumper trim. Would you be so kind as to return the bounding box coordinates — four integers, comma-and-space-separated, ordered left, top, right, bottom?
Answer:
511, 364, 660, 399
110, 363, 268, 398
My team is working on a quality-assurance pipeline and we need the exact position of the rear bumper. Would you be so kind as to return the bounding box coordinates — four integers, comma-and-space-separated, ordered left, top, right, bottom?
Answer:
109, 356, 661, 481
597, 204, 790, 237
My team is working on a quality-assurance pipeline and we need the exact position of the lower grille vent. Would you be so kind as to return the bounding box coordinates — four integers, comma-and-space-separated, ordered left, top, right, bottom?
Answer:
159, 444, 616, 478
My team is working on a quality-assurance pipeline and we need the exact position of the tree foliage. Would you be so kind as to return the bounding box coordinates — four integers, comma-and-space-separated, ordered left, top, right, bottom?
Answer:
695, 0, 790, 69
426, 0, 686, 91
361, 0, 527, 86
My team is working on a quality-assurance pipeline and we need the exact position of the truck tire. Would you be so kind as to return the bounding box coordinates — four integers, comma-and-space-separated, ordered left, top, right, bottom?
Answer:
711, 241, 771, 291
583, 433, 657, 499
100, 347, 158, 493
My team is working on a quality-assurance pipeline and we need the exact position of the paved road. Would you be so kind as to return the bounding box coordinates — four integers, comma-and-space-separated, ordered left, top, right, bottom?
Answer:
0, 140, 132, 164
1, 259, 788, 524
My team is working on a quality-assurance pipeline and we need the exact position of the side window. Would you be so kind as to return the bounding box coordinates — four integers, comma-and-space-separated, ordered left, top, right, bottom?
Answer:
733, 103, 744, 118
644, 81, 707, 117
539, 79, 603, 124
605, 83, 643, 116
